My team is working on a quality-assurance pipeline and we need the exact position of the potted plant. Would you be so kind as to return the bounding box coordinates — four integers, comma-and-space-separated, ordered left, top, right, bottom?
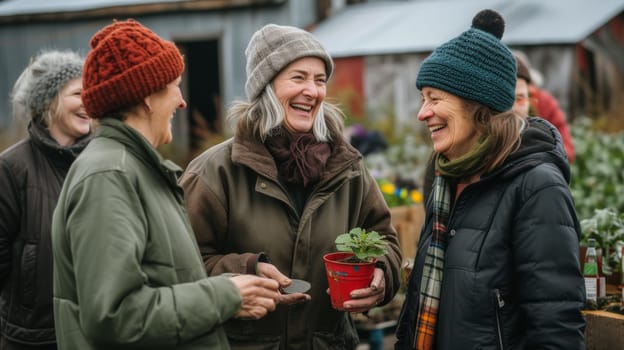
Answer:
323, 228, 389, 310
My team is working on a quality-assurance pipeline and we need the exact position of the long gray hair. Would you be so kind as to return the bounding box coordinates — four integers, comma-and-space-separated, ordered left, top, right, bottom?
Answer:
228, 84, 344, 142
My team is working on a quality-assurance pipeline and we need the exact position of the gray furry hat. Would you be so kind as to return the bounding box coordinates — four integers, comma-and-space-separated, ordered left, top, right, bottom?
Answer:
244, 24, 333, 100
11, 49, 84, 121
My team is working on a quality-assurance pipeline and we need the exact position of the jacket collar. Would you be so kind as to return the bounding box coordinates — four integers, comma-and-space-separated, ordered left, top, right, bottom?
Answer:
96, 118, 183, 188
485, 117, 571, 183
231, 125, 362, 186
28, 120, 92, 166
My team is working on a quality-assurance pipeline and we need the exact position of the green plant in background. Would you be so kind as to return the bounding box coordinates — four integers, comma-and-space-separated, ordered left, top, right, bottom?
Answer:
570, 117, 624, 220
570, 116, 624, 277
337, 100, 432, 205
580, 208, 624, 276
356, 120, 430, 208
365, 132, 432, 197
335, 228, 389, 263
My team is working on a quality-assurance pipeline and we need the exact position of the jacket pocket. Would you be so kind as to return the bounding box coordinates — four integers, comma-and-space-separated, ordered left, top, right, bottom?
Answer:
312, 313, 359, 350
493, 288, 507, 350
227, 332, 280, 350
312, 331, 348, 350
20, 243, 37, 306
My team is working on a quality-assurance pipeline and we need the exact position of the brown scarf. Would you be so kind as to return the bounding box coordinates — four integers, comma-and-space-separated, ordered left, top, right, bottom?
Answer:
265, 129, 331, 187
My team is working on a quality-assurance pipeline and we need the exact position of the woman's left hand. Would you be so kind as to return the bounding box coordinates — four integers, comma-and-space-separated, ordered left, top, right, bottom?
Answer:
337, 267, 385, 312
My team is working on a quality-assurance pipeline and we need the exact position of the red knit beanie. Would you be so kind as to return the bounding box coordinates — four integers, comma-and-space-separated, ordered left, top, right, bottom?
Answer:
82, 19, 184, 118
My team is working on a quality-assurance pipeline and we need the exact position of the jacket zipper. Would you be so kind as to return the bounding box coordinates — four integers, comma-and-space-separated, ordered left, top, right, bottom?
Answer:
494, 289, 505, 350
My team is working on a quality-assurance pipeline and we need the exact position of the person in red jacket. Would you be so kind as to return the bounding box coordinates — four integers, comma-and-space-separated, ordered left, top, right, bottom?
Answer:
513, 51, 575, 163
530, 85, 575, 163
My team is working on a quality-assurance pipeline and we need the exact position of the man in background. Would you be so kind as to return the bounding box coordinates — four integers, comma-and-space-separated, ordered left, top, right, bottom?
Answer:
514, 51, 576, 163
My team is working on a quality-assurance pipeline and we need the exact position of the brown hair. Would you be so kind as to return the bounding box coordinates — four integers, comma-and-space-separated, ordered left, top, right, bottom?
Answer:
470, 102, 524, 173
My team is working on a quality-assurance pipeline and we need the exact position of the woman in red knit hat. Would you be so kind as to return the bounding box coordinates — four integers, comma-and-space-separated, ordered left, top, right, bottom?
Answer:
51, 19, 280, 350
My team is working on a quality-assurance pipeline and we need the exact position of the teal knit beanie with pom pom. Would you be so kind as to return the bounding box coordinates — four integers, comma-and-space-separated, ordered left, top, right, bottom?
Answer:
416, 9, 516, 113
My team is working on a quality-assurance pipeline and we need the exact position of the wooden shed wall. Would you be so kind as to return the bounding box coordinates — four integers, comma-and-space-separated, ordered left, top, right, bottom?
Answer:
0, 1, 318, 162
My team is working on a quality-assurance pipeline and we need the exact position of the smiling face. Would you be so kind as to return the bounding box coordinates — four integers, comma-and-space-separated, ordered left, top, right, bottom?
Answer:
48, 78, 91, 146
272, 57, 327, 133
145, 76, 187, 147
418, 87, 480, 160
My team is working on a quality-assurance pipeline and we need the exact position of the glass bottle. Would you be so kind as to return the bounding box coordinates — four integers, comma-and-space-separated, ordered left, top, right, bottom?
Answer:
584, 238, 599, 302
620, 245, 624, 286
584, 239, 598, 277
620, 246, 624, 306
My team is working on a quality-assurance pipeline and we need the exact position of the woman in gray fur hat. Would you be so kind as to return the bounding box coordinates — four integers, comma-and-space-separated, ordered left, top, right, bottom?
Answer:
180, 24, 402, 349
0, 49, 92, 350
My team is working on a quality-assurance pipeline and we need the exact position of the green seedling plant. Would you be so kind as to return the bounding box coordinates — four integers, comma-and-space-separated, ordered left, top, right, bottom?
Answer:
335, 228, 388, 263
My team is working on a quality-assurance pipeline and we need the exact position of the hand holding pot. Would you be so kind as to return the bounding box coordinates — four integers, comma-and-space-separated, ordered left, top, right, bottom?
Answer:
339, 267, 385, 312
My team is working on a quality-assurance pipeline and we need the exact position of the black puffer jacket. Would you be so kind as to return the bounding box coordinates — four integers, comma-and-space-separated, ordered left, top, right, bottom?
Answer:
395, 117, 585, 350
0, 121, 90, 345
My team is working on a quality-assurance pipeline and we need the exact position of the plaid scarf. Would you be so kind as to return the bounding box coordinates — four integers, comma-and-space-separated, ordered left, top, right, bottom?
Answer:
414, 175, 451, 350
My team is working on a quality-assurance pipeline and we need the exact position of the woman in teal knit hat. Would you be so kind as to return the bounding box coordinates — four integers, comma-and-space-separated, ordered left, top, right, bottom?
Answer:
395, 9, 585, 350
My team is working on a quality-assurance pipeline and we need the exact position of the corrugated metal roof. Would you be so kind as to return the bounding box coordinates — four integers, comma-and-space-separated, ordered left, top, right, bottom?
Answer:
0, 0, 283, 18
313, 0, 624, 58
0, 0, 177, 15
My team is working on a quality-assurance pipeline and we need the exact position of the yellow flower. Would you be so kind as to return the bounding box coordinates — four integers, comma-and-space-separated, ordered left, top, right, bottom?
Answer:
410, 190, 423, 204
380, 182, 395, 195
399, 188, 408, 199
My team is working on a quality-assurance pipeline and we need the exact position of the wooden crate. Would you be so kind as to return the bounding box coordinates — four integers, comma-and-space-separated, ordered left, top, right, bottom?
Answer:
389, 205, 425, 262
584, 310, 624, 349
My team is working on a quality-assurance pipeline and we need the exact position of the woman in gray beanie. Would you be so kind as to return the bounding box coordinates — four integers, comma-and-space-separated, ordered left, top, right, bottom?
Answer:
180, 24, 402, 349
0, 49, 92, 350
394, 10, 584, 350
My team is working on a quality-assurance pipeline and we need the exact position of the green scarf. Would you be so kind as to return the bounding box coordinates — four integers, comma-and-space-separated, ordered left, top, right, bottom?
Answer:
435, 137, 493, 179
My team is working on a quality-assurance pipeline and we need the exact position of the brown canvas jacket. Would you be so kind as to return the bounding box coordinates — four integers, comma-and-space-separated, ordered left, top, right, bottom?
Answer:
180, 130, 402, 350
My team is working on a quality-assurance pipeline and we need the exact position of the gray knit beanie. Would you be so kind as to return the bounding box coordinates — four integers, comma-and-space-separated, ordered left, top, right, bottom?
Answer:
244, 24, 334, 100
416, 9, 516, 112
11, 50, 84, 121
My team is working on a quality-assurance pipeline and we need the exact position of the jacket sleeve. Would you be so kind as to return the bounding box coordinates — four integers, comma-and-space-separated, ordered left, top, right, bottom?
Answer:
0, 158, 19, 288
59, 171, 241, 346
358, 166, 403, 305
512, 166, 585, 349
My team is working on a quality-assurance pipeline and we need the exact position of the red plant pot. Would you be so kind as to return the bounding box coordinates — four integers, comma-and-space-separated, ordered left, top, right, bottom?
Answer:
323, 252, 375, 311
